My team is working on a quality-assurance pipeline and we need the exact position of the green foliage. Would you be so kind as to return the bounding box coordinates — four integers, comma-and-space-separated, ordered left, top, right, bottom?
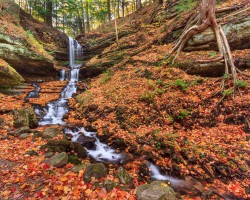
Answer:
178, 109, 191, 119
100, 70, 111, 84
26, 30, 33, 36
208, 51, 218, 58
236, 80, 247, 88
140, 91, 156, 105
223, 88, 233, 96
174, 0, 198, 12
169, 79, 188, 91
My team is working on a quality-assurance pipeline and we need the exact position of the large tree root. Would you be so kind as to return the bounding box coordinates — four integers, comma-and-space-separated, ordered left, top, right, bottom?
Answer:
165, 0, 249, 97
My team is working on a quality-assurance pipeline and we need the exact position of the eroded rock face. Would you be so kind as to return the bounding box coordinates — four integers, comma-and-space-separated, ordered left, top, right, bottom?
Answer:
136, 181, 176, 200
185, 16, 250, 51
0, 33, 56, 78
0, 59, 24, 87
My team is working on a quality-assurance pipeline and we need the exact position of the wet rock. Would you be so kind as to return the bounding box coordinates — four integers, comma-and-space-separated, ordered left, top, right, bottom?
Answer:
25, 150, 38, 156
47, 139, 70, 153
43, 127, 60, 139
13, 107, 38, 129
76, 135, 96, 149
136, 181, 176, 200
112, 138, 127, 150
138, 163, 150, 181
85, 125, 97, 132
116, 167, 134, 187
44, 152, 68, 168
20, 133, 30, 139
69, 142, 87, 159
84, 163, 108, 183
68, 155, 81, 165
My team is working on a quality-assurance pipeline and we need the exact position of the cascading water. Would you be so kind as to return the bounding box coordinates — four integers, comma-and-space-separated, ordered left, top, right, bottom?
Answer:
37, 36, 82, 125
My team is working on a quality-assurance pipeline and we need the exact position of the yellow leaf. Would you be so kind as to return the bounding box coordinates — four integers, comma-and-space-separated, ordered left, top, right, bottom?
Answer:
20, 183, 28, 189
73, 188, 79, 197
63, 186, 71, 194
57, 185, 63, 191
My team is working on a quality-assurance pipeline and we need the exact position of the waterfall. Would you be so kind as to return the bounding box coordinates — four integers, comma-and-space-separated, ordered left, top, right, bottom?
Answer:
68, 36, 82, 67
37, 37, 82, 125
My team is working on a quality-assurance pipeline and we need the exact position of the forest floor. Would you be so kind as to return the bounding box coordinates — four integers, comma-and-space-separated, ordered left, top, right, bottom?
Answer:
0, 1, 249, 200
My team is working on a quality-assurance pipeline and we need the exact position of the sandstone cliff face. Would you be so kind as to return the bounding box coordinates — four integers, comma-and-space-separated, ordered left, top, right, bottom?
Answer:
0, 0, 68, 83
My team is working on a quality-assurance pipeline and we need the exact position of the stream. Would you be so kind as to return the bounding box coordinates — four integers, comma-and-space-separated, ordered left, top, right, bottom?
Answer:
31, 36, 189, 192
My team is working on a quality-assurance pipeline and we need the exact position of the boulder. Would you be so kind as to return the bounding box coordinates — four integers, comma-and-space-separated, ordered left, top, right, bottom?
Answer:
136, 181, 176, 200
84, 163, 108, 183
68, 155, 81, 165
13, 107, 38, 129
46, 139, 70, 153
116, 167, 134, 187
20, 133, 30, 139
45, 152, 54, 158
103, 180, 117, 192
0, 59, 24, 87
70, 164, 85, 173
44, 152, 68, 168
76, 135, 96, 149
69, 142, 87, 159
43, 127, 60, 139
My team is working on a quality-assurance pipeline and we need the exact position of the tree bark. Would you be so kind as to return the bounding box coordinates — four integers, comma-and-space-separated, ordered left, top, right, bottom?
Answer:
86, 0, 90, 32
107, 0, 111, 22
45, 0, 53, 26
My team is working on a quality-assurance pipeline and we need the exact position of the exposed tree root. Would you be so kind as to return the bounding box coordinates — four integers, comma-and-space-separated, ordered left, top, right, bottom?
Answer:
165, 0, 249, 99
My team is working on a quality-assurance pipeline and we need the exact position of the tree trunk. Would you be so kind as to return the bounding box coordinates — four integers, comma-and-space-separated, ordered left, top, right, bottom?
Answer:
86, 0, 90, 32
45, 0, 53, 26
107, 0, 111, 22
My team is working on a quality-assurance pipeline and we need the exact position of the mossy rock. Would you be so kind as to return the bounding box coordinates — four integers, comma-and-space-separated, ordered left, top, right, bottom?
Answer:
13, 107, 38, 129
136, 181, 176, 200
0, 59, 24, 87
68, 155, 81, 165
116, 167, 134, 187
69, 142, 87, 159
47, 139, 70, 153
84, 163, 108, 183
44, 152, 68, 168
43, 127, 60, 139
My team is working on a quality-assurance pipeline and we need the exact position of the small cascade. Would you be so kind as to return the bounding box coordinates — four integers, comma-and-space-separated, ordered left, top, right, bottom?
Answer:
59, 69, 66, 81
37, 37, 82, 126
147, 162, 188, 188
65, 127, 127, 164
26, 83, 40, 99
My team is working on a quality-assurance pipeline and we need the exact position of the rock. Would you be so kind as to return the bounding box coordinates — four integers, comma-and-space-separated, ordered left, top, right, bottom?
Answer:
84, 163, 108, 183
47, 139, 70, 153
8, 127, 31, 137
43, 127, 60, 139
76, 135, 96, 149
20, 133, 30, 139
112, 138, 127, 150
103, 180, 117, 192
70, 164, 85, 173
25, 150, 38, 156
185, 16, 250, 51
116, 167, 134, 187
44, 152, 68, 168
85, 125, 97, 132
0, 59, 24, 87
13, 107, 38, 129
45, 152, 54, 158
138, 163, 150, 181
32, 131, 43, 138
136, 181, 176, 200
68, 155, 81, 165
0, 117, 4, 126
69, 142, 87, 159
